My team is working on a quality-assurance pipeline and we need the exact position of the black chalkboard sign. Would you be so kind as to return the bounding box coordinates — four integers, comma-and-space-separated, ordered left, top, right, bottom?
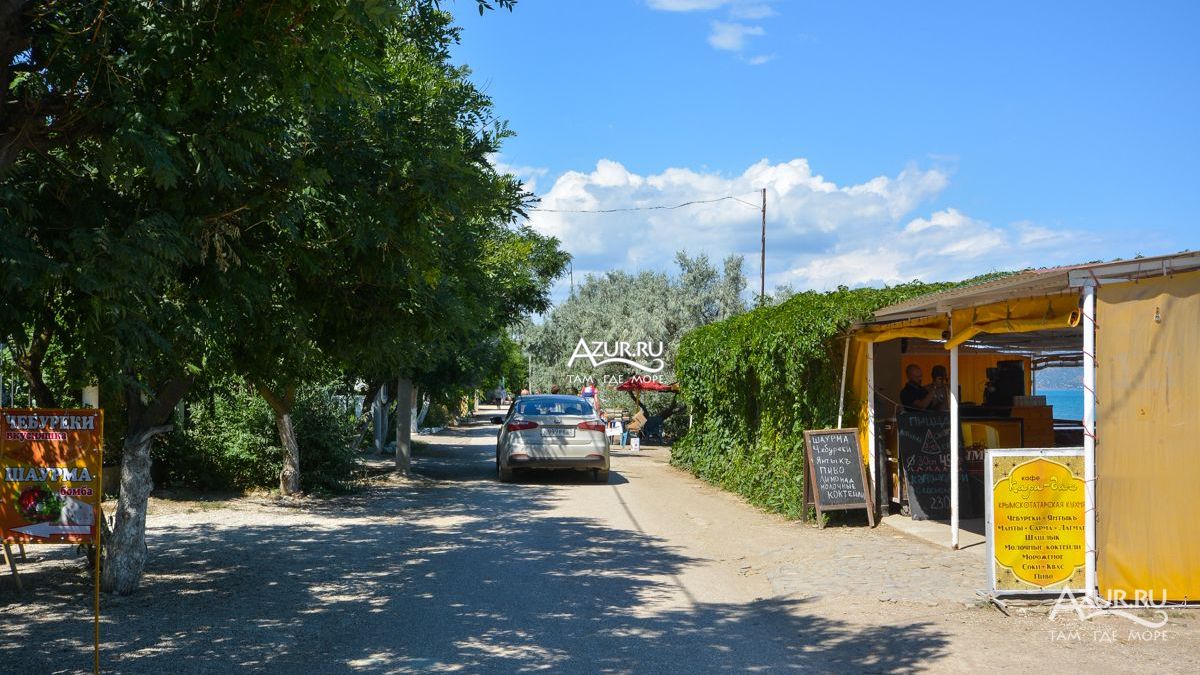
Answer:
803, 429, 875, 528
897, 411, 972, 520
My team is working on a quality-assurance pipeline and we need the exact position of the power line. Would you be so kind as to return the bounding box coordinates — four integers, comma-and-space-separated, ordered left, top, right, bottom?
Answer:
528, 193, 762, 214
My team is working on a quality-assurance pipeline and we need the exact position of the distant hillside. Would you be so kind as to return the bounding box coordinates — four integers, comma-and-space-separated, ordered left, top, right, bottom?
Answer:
1036, 366, 1082, 390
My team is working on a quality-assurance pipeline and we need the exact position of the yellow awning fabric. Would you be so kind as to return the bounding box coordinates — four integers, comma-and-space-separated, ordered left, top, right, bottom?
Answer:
847, 338, 871, 467
1097, 269, 1200, 601
855, 315, 949, 344
944, 293, 1081, 350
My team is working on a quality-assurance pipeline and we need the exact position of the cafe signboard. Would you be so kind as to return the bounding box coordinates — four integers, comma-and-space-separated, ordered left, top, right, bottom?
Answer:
803, 429, 876, 527
986, 448, 1087, 595
1, 409, 104, 544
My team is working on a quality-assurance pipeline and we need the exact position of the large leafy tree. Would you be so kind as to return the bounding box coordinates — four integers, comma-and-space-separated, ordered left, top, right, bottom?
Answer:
1, 0, 542, 594
0, 1, 514, 165
524, 251, 746, 415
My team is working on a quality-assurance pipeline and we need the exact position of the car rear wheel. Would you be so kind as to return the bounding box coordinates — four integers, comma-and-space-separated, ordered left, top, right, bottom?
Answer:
498, 462, 514, 483
592, 469, 610, 484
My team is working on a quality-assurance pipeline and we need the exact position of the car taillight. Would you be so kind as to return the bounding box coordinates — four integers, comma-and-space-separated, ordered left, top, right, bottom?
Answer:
577, 421, 606, 432
506, 420, 538, 432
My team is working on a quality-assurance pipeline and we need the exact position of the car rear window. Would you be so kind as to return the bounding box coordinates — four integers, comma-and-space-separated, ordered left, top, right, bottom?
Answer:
515, 399, 594, 416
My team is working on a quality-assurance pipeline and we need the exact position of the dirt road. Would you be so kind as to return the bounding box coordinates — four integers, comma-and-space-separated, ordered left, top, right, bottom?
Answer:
2, 408, 1195, 673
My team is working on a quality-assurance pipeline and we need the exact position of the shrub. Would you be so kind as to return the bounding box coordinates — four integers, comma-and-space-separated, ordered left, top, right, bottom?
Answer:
158, 380, 358, 494
422, 402, 455, 429
671, 282, 950, 518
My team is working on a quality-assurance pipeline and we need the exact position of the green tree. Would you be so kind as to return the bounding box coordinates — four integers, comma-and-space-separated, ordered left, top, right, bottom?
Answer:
0, 0, 539, 594
524, 251, 746, 417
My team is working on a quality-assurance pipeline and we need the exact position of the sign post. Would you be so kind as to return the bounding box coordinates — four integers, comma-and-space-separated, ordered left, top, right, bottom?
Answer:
1, 408, 104, 672
986, 448, 1088, 595
803, 429, 875, 528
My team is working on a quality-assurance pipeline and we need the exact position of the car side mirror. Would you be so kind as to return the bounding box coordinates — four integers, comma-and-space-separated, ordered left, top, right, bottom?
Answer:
489, 416, 504, 425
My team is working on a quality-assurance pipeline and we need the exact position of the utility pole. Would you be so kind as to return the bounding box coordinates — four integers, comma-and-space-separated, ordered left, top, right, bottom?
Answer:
528, 354, 533, 392
760, 187, 767, 305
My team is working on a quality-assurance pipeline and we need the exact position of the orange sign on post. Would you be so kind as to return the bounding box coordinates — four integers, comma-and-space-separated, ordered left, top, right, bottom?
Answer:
1, 409, 104, 545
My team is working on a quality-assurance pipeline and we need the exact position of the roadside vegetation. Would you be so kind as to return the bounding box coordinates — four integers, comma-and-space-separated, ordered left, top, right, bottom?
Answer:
521, 252, 747, 433
671, 283, 951, 517
0, 1, 563, 595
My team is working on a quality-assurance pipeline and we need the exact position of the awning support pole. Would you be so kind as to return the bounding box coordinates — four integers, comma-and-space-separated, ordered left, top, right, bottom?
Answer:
950, 344, 960, 549
836, 336, 850, 428
1082, 281, 1098, 599
866, 341, 877, 515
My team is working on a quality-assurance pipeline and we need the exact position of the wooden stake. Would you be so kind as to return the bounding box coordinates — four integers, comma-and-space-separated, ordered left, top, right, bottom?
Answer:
94, 503, 102, 674
2, 542, 21, 591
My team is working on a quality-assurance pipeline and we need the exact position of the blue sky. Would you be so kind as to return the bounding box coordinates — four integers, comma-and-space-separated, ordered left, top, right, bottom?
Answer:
451, 1, 1199, 297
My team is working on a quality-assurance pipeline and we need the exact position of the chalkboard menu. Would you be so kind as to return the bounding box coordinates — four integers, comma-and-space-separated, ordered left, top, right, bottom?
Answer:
897, 411, 974, 520
803, 429, 875, 528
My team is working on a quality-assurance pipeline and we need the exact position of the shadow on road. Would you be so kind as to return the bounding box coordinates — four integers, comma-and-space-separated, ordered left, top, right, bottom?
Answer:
1, 421, 950, 673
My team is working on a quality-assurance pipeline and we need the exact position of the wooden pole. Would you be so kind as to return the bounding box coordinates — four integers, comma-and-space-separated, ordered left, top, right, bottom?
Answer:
94, 491, 102, 673
760, 188, 767, 304
836, 335, 850, 429
2, 542, 21, 591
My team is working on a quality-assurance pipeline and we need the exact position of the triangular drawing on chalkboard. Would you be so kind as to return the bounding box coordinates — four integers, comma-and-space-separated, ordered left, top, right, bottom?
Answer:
920, 429, 942, 455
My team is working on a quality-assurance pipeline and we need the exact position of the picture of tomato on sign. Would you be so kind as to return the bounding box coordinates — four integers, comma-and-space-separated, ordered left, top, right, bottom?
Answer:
1, 409, 104, 544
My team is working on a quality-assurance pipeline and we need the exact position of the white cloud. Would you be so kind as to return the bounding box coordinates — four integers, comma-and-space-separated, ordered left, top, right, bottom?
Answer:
778, 207, 1083, 290
903, 208, 977, 234
647, 0, 775, 15
1015, 220, 1072, 247
523, 157, 1095, 299
708, 21, 765, 51
647, 0, 730, 10
648, 1, 779, 59
730, 3, 776, 20
492, 155, 549, 194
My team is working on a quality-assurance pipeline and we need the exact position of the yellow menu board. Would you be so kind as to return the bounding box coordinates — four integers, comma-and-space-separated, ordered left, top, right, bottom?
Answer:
1, 409, 104, 544
988, 450, 1087, 593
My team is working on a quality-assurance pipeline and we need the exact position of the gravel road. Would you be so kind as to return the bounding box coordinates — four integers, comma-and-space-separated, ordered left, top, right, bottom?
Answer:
2, 407, 1196, 673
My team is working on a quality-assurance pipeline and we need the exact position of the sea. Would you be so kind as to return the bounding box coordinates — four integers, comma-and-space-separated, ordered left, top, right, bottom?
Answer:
1040, 389, 1084, 421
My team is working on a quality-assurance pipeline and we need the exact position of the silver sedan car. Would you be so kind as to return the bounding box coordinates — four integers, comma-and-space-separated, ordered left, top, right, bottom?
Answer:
491, 395, 610, 483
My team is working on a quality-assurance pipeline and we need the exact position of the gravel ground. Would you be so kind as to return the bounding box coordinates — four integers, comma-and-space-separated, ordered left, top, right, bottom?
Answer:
2, 409, 1196, 673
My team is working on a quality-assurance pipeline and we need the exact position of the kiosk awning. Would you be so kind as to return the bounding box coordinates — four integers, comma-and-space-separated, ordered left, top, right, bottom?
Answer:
944, 293, 1081, 350
854, 314, 948, 343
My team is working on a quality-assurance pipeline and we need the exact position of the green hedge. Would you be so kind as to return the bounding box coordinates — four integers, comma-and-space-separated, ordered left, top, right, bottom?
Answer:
671, 282, 949, 518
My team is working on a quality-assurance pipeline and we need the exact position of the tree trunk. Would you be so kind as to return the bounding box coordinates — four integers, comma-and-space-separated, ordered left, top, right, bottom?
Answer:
102, 376, 192, 595
373, 382, 390, 454
18, 365, 56, 408
254, 383, 300, 496
395, 377, 413, 474
11, 307, 58, 407
351, 381, 385, 453
415, 392, 430, 429
102, 425, 165, 594
275, 412, 301, 495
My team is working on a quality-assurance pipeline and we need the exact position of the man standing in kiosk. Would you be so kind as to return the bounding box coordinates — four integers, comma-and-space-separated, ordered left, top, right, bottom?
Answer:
900, 364, 948, 412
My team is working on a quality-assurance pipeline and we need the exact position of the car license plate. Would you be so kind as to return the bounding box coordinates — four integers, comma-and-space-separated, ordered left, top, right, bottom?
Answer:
541, 428, 575, 438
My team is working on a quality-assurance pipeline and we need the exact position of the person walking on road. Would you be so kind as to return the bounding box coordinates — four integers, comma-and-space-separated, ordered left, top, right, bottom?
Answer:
581, 379, 601, 415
